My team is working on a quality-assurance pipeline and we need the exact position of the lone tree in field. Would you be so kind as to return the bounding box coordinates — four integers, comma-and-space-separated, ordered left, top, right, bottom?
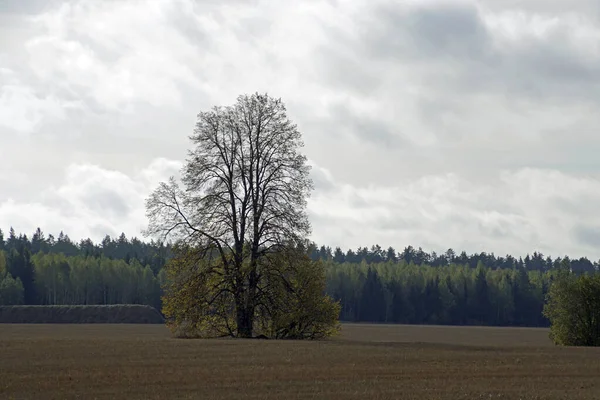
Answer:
145, 93, 340, 339
543, 270, 600, 346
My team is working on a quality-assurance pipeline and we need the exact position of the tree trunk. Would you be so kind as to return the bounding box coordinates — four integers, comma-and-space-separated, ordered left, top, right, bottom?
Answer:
236, 302, 254, 338
235, 282, 259, 338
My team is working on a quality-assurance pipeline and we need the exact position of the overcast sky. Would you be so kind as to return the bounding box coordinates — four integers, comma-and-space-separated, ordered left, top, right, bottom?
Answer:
1, 0, 600, 259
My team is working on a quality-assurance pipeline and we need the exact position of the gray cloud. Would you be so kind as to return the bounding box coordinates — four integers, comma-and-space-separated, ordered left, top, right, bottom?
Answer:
80, 189, 131, 218
327, 102, 406, 147
481, 0, 600, 18
309, 163, 336, 193
366, 2, 492, 61
3, 0, 600, 259
313, 1, 600, 129
573, 225, 600, 250
0, 0, 57, 15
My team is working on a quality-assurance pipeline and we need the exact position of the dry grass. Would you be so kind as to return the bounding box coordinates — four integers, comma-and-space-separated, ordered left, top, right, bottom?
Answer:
1, 323, 599, 399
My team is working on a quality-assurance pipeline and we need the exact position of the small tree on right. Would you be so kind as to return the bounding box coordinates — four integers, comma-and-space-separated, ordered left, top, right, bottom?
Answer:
543, 272, 600, 346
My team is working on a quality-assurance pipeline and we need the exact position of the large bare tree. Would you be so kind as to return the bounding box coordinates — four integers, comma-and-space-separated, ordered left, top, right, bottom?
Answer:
145, 93, 320, 338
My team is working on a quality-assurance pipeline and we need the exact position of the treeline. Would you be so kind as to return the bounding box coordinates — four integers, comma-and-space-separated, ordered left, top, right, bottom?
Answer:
0, 227, 597, 328
0, 227, 171, 272
309, 244, 599, 273
325, 261, 557, 327
0, 251, 164, 310
0, 228, 169, 308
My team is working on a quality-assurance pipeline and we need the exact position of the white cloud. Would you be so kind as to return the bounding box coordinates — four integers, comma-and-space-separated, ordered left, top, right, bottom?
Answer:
2, 0, 600, 259
0, 83, 75, 133
24, 1, 206, 111
138, 158, 183, 186
309, 167, 600, 259
0, 158, 181, 241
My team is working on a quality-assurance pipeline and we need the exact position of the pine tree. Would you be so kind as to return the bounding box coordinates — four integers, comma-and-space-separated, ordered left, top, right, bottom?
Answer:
387, 280, 405, 323
7, 243, 36, 304
385, 246, 397, 263
424, 277, 442, 323
333, 247, 345, 263
358, 268, 387, 322
7, 227, 16, 250
31, 227, 46, 254
472, 265, 491, 324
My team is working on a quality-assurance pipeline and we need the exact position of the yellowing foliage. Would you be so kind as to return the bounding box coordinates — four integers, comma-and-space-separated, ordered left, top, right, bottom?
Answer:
0, 251, 5, 276
255, 251, 341, 339
161, 248, 235, 338
161, 246, 340, 339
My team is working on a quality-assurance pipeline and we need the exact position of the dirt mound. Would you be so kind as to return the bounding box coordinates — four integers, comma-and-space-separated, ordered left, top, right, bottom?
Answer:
0, 304, 165, 324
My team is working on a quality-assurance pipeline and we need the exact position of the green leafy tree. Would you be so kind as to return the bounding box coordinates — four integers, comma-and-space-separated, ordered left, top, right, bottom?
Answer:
0, 251, 5, 276
7, 244, 36, 304
0, 251, 24, 306
543, 272, 600, 346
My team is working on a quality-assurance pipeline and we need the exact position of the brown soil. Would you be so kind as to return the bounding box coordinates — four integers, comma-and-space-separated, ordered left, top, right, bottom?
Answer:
0, 323, 598, 399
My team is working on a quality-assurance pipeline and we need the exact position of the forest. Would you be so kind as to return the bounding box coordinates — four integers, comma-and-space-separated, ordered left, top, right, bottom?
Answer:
1, 227, 598, 327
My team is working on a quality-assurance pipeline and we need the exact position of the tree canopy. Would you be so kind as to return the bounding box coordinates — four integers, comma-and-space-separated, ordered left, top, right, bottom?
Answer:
145, 93, 339, 339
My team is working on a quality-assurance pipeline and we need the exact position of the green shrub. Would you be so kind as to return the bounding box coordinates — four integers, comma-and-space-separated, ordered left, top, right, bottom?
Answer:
543, 273, 600, 346
0, 273, 24, 306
